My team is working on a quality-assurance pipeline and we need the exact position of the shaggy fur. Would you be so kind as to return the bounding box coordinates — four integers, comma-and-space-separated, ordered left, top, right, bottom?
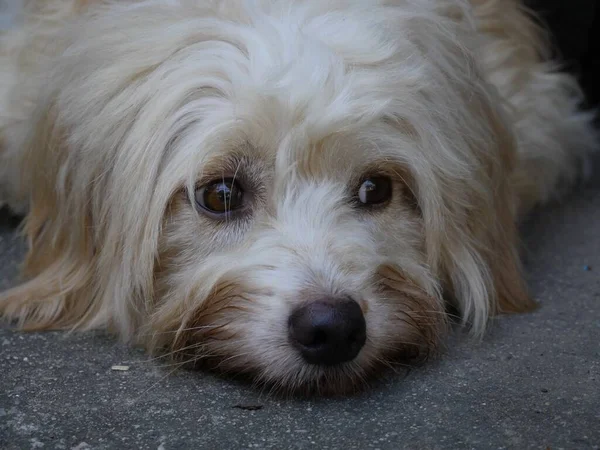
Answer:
0, 0, 596, 394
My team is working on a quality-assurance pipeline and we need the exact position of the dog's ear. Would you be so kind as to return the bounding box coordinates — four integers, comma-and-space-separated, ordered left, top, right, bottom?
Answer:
426, 88, 538, 335
479, 184, 536, 316
0, 106, 103, 331
473, 97, 538, 317
459, 179, 538, 318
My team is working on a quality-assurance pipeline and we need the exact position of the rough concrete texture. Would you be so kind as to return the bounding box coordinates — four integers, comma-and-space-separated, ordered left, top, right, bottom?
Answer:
1, 172, 599, 450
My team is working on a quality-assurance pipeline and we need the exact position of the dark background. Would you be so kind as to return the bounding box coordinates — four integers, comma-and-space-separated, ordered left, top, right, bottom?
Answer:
526, 0, 599, 108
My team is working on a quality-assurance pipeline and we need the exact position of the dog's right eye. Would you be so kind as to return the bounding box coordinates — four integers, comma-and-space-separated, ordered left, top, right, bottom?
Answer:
194, 178, 245, 217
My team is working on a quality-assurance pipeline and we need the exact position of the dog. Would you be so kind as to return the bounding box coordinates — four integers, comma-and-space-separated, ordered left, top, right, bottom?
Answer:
0, 0, 597, 394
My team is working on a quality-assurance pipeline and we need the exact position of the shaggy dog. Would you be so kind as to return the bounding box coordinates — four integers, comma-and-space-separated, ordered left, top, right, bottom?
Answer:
0, 0, 597, 394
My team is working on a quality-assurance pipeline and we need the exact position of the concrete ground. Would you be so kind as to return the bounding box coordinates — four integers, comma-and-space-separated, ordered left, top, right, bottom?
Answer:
1, 172, 599, 450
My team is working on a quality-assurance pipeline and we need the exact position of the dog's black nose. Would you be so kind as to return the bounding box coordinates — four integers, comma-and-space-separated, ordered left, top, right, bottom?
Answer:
288, 299, 366, 365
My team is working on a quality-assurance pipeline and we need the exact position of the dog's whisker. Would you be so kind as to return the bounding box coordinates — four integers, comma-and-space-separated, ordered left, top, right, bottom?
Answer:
137, 324, 224, 337
212, 350, 254, 371
137, 342, 208, 363
126, 361, 188, 407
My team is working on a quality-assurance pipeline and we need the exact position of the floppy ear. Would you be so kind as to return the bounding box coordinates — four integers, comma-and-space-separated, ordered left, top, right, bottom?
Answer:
479, 183, 536, 316
465, 178, 537, 317
472, 95, 538, 317
435, 89, 538, 334
0, 105, 103, 331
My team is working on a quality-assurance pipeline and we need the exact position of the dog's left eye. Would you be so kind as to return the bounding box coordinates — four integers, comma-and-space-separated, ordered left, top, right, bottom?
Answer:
357, 176, 392, 205
195, 178, 245, 216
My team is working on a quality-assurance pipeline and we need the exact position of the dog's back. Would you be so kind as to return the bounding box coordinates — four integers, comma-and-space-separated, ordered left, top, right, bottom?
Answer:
0, 0, 84, 213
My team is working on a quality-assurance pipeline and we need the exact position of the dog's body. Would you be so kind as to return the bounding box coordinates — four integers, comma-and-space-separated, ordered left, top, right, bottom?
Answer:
0, 0, 596, 394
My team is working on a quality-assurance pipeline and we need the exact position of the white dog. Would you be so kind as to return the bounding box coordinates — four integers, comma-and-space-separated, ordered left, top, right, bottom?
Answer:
0, 0, 596, 394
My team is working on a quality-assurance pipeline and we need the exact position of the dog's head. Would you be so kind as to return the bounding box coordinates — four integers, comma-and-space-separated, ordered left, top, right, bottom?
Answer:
3, 0, 535, 394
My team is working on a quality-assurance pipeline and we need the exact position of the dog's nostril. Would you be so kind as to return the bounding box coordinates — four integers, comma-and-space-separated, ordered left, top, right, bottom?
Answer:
288, 298, 366, 365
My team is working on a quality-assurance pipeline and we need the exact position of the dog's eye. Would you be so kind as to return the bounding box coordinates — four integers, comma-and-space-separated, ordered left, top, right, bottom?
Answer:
195, 178, 244, 215
357, 176, 392, 205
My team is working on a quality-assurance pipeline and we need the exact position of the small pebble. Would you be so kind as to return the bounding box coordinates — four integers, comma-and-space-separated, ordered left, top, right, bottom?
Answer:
541, 388, 548, 393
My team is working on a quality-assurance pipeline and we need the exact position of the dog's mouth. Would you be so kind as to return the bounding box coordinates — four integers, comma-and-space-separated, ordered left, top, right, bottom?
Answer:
148, 265, 447, 396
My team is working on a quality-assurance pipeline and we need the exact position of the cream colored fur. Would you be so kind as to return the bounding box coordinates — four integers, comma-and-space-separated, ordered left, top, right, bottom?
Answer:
0, 0, 596, 394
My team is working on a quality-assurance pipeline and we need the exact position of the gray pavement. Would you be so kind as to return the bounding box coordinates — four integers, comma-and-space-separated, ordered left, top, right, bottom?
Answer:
1, 172, 599, 450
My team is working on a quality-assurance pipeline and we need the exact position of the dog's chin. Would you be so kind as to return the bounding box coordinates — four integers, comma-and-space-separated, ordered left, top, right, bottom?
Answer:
167, 334, 440, 397
180, 352, 415, 397
155, 269, 447, 397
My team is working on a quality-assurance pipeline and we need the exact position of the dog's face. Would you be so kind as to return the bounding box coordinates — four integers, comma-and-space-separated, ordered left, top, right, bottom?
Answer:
152, 120, 445, 393
3, 1, 534, 394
